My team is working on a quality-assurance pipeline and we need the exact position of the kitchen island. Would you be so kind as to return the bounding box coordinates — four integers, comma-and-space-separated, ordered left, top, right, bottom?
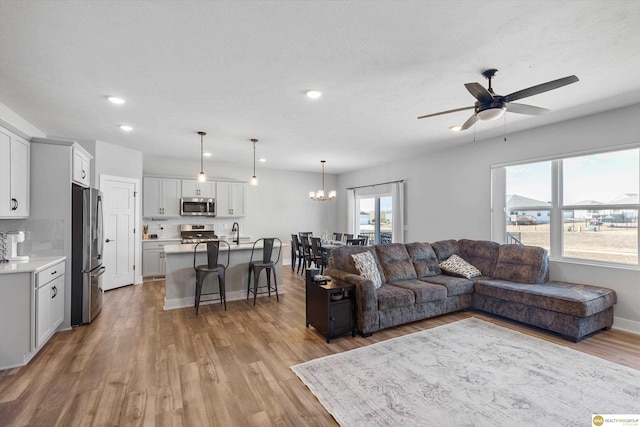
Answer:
163, 241, 287, 310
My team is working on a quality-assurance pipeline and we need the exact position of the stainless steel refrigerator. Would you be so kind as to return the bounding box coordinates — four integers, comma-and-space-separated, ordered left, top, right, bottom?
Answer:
71, 184, 105, 326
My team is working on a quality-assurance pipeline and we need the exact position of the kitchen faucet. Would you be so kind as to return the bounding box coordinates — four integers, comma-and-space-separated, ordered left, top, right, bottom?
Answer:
231, 222, 240, 244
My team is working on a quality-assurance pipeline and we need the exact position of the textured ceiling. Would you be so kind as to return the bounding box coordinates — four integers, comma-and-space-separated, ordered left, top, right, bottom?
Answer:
1, 1, 639, 174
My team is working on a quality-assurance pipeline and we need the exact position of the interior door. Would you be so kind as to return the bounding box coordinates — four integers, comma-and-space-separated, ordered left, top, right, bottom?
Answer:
101, 175, 137, 290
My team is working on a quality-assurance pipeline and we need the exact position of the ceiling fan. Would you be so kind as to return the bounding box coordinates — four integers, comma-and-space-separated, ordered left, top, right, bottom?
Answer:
417, 69, 579, 130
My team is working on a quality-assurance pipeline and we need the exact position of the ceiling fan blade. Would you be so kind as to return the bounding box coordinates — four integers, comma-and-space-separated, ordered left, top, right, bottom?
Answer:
464, 82, 494, 103
504, 75, 579, 103
506, 103, 550, 115
417, 105, 474, 119
460, 114, 478, 130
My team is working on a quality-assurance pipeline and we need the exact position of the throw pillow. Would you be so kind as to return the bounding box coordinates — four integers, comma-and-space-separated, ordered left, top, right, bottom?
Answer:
439, 254, 482, 279
351, 251, 383, 289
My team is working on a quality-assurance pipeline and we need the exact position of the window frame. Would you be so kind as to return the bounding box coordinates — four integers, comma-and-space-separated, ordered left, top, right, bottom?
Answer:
492, 144, 640, 270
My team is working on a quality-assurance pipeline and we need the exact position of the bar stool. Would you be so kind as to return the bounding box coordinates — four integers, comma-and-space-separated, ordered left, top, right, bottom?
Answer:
247, 238, 282, 306
193, 240, 230, 314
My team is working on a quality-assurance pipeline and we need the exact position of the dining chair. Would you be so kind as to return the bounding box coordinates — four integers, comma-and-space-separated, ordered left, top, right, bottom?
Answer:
357, 234, 370, 246
193, 240, 230, 314
346, 238, 366, 246
342, 233, 354, 243
298, 234, 314, 274
291, 234, 303, 273
310, 236, 327, 274
247, 238, 282, 306
332, 232, 342, 241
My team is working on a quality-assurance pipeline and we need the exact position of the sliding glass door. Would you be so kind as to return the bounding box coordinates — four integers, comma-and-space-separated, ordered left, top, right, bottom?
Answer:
356, 195, 393, 244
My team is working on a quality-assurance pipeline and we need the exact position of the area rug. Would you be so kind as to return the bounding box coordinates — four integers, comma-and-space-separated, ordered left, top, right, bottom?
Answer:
291, 318, 640, 427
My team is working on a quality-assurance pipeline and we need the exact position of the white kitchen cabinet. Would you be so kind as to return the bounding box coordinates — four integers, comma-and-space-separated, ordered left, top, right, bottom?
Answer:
215, 181, 246, 217
72, 146, 91, 187
0, 257, 66, 370
0, 127, 29, 218
142, 241, 171, 277
143, 177, 181, 218
35, 261, 65, 349
182, 179, 215, 198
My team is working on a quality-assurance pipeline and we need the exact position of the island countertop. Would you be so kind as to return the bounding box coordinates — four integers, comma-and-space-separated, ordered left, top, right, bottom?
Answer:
163, 241, 279, 254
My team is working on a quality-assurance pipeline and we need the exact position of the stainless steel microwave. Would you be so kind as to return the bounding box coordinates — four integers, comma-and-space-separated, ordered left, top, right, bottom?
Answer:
180, 198, 216, 216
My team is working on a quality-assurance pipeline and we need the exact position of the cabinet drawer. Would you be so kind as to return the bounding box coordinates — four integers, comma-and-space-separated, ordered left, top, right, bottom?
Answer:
143, 241, 169, 250
36, 262, 65, 287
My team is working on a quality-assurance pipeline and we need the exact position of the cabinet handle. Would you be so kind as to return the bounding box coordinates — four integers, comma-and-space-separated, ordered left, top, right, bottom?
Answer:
106, 239, 115, 243
82, 170, 86, 179
11, 198, 18, 210
52, 286, 57, 298
51, 270, 57, 275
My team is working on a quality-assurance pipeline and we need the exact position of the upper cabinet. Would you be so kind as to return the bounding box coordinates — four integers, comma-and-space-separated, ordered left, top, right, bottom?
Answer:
182, 180, 215, 198
0, 127, 29, 218
143, 177, 181, 218
216, 181, 246, 217
72, 146, 91, 187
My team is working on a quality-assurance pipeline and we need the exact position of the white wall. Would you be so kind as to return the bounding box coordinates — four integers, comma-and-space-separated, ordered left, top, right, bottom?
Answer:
143, 156, 339, 246
337, 103, 640, 333
95, 141, 144, 283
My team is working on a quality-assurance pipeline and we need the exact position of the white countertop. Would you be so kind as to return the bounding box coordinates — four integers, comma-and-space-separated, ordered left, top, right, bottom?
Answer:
0, 256, 66, 275
142, 237, 181, 243
164, 242, 284, 254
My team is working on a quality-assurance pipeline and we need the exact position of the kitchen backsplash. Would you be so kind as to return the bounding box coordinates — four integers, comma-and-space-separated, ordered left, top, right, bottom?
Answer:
144, 217, 245, 239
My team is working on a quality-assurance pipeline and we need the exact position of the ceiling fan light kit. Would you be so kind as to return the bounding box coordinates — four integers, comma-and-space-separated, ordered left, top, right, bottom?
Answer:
418, 69, 579, 131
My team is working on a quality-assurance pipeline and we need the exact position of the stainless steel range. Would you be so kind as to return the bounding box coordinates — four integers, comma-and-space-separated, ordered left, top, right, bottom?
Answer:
180, 224, 218, 244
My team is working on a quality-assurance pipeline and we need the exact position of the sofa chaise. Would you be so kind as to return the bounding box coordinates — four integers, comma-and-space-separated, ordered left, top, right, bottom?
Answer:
325, 239, 616, 342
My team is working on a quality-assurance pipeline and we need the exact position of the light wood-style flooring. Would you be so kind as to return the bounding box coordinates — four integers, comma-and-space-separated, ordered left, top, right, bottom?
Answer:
1, 267, 639, 426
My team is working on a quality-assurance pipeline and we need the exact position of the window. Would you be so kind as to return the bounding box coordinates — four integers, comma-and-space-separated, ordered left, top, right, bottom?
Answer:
348, 181, 404, 244
505, 160, 551, 251
494, 147, 639, 266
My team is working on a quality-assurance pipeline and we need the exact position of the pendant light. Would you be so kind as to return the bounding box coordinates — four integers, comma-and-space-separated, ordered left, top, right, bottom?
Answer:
309, 160, 336, 201
250, 138, 258, 186
197, 131, 207, 182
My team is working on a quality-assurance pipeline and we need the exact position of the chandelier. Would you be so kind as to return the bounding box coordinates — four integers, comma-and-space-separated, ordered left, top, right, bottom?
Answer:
309, 160, 336, 201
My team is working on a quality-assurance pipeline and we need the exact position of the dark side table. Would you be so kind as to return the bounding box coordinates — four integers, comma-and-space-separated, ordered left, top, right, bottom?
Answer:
305, 268, 355, 343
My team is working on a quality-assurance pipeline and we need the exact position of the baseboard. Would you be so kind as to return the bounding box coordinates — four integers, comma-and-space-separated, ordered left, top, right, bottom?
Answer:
613, 316, 640, 335
163, 288, 285, 310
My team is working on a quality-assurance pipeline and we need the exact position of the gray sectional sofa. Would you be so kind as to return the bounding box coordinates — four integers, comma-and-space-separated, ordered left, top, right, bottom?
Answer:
325, 239, 617, 342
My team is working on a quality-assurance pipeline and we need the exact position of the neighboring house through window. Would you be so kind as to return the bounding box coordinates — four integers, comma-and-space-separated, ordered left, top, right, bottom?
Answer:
492, 146, 639, 266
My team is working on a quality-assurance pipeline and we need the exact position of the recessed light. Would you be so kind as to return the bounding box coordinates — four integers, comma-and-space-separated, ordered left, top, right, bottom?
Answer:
259, 158, 267, 163
305, 90, 322, 99
119, 125, 133, 131
108, 96, 125, 104
203, 152, 212, 157
449, 125, 462, 132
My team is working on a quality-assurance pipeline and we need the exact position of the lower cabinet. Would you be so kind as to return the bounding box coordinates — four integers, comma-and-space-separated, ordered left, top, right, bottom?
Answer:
0, 257, 66, 370
143, 241, 168, 277
35, 261, 65, 349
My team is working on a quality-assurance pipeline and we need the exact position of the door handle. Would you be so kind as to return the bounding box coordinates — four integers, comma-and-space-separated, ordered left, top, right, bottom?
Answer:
105, 239, 115, 243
